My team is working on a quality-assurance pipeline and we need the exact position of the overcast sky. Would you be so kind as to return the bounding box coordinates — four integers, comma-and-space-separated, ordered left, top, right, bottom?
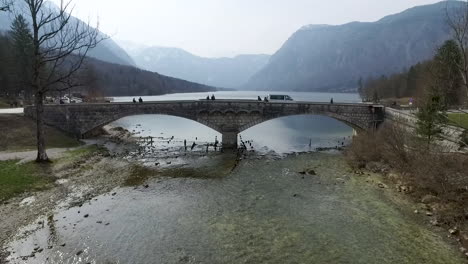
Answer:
51, 0, 443, 58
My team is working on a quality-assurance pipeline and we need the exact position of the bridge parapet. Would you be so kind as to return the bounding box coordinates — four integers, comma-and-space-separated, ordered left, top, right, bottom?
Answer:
24, 100, 385, 148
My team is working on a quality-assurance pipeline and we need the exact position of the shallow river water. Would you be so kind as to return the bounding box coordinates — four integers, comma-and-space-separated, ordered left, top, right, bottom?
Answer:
4, 92, 466, 263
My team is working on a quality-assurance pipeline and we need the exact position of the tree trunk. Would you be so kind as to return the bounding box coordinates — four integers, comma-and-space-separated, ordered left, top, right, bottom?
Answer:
35, 91, 49, 162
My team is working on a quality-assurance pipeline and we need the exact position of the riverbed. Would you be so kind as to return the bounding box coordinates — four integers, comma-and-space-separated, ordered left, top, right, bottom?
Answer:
2, 91, 467, 263
4, 152, 466, 263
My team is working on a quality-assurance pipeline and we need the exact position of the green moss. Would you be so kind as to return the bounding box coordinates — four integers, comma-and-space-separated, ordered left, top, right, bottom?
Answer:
0, 160, 53, 201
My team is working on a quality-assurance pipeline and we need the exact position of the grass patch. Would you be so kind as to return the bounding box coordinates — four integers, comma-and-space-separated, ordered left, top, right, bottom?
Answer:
0, 114, 82, 152
448, 113, 468, 129
0, 100, 10, 109
0, 160, 53, 201
123, 165, 158, 186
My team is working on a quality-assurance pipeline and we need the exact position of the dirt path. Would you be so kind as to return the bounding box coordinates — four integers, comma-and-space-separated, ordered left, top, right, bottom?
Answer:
0, 148, 78, 163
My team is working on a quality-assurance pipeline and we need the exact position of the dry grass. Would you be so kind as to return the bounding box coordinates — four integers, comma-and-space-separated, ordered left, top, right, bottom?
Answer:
0, 114, 82, 152
346, 122, 468, 229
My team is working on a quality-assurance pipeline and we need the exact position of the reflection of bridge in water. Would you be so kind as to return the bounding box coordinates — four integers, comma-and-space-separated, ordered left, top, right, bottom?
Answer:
25, 100, 385, 148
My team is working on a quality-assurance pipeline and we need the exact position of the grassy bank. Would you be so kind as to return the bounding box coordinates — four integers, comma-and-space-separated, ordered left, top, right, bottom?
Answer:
448, 113, 468, 129
0, 161, 53, 201
0, 114, 82, 152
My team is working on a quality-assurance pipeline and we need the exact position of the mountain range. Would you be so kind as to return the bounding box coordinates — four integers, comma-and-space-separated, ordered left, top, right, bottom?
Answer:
0, 1, 462, 94
118, 41, 270, 89
244, 1, 457, 92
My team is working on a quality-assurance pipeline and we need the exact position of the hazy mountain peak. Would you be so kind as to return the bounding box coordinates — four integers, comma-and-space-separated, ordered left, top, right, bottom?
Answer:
119, 42, 270, 88
245, 0, 454, 92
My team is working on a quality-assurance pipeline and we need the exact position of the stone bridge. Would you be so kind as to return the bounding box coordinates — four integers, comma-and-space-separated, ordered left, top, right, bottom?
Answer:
24, 100, 385, 148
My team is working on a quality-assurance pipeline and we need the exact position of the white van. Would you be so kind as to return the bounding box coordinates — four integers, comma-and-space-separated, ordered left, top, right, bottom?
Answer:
268, 94, 293, 101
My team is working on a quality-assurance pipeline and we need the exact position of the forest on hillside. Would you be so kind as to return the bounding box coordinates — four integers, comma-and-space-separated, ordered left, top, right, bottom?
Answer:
358, 40, 467, 107
0, 19, 216, 103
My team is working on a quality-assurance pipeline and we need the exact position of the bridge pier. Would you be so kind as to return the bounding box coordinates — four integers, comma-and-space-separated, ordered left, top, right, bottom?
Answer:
222, 132, 238, 149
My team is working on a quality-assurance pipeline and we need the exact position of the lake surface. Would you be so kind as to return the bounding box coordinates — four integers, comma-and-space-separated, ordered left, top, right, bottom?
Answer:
112, 91, 360, 154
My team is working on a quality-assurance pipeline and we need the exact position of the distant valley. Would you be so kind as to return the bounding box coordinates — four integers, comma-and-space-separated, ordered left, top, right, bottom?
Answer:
118, 41, 270, 89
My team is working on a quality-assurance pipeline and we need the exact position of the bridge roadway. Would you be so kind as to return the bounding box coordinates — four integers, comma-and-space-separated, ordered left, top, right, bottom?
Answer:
24, 99, 385, 148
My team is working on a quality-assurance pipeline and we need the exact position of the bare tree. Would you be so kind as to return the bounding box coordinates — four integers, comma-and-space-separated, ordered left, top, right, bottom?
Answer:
446, 1, 468, 100
21, 0, 103, 161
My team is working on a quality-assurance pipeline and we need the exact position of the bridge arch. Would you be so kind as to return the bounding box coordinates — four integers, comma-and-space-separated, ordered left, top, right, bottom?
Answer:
24, 101, 384, 149
238, 112, 368, 133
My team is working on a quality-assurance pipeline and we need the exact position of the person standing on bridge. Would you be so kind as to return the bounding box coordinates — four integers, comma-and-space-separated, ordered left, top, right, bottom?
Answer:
139, 97, 143, 103
133, 98, 136, 103
330, 98, 334, 104
211, 94, 216, 100
206, 95, 210, 100
184, 139, 187, 151
258, 96, 262, 101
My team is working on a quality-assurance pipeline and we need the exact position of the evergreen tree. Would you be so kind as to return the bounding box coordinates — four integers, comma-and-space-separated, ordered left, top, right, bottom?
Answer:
10, 15, 34, 103
432, 40, 463, 106
416, 93, 447, 146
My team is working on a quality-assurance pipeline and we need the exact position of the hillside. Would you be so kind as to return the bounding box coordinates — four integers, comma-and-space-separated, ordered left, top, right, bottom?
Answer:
0, 1, 135, 67
83, 57, 217, 96
120, 43, 270, 88
245, 1, 457, 92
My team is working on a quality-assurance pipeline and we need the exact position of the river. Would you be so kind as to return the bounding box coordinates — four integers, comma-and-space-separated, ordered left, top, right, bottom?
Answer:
4, 91, 466, 263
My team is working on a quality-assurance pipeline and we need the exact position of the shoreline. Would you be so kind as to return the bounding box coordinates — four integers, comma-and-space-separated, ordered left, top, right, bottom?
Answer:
1, 126, 467, 262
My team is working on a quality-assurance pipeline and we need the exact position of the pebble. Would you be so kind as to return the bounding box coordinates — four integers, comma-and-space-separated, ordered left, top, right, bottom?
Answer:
449, 228, 459, 235
84, 214, 89, 218
425, 212, 433, 216
60, 243, 66, 247
76, 250, 83, 256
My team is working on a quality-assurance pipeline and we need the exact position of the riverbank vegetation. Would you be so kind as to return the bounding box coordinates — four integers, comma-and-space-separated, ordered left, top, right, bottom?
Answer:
346, 123, 468, 250
449, 113, 468, 129
359, 40, 467, 108
0, 160, 52, 201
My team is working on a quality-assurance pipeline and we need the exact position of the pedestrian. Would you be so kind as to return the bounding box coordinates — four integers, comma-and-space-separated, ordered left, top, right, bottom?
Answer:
214, 136, 219, 151
211, 94, 215, 100
264, 97, 269, 102
191, 142, 196, 151
139, 97, 143, 103
309, 138, 312, 148
133, 98, 136, 103
184, 139, 187, 151
257, 96, 262, 101
330, 98, 334, 104
206, 96, 210, 100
